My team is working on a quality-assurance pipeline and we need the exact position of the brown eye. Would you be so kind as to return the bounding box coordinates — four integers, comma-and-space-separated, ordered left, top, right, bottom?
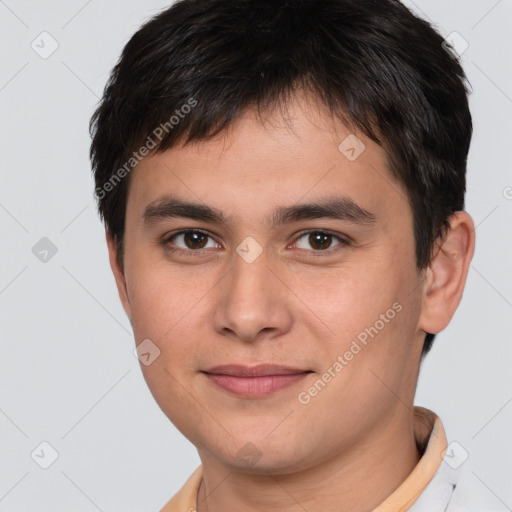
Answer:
166, 230, 218, 252
308, 232, 333, 250
294, 231, 347, 252
182, 231, 208, 249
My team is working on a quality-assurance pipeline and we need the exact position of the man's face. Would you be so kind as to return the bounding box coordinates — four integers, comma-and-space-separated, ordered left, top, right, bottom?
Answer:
115, 93, 426, 473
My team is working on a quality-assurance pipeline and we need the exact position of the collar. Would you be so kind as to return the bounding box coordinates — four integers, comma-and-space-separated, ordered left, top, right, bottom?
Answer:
160, 406, 454, 512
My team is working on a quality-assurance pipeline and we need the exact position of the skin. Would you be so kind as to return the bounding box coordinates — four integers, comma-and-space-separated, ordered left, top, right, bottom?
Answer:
107, 91, 475, 512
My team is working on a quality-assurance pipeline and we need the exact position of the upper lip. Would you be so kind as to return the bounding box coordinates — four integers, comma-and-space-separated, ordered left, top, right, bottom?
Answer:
203, 364, 311, 377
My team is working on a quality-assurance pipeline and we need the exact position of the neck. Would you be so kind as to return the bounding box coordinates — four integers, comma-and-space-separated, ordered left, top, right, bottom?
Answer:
196, 409, 421, 512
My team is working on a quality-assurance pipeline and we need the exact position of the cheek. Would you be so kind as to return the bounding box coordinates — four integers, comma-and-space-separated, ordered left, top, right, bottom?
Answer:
125, 247, 210, 340
309, 258, 421, 374
139, 358, 203, 443
125, 256, 215, 400
296, 263, 403, 342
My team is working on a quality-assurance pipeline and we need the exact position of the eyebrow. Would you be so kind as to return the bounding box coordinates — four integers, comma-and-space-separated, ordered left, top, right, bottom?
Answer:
142, 195, 376, 227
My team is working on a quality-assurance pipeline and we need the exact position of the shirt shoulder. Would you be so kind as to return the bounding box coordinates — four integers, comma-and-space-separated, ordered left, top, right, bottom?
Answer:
159, 465, 203, 512
446, 469, 504, 512
410, 460, 503, 512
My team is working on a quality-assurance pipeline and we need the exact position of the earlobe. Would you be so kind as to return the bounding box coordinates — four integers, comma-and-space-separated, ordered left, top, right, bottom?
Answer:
106, 231, 133, 322
418, 211, 476, 335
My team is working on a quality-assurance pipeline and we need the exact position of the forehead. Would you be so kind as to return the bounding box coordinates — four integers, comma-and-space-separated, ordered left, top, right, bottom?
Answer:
126, 93, 409, 228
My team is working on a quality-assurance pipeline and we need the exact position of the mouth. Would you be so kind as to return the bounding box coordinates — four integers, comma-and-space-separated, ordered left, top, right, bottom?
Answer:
202, 364, 313, 398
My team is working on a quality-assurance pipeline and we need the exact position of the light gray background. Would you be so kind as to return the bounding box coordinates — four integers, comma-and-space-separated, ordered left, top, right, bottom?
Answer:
1, 0, 511, 510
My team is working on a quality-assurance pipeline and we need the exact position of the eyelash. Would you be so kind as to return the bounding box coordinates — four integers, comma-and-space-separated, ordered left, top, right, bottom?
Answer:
162, 229, 350, 258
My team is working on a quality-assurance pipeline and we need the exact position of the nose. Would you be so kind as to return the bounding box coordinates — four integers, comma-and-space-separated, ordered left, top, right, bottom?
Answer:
212, 244, 293, 344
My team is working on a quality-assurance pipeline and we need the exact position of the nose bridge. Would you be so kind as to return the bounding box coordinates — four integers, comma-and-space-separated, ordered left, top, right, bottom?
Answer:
213, 241, 292, 342
233, 245, 272, 301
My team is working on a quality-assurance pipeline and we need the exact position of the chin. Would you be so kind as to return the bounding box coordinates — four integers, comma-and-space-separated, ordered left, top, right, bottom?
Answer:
213, 436, 312, 475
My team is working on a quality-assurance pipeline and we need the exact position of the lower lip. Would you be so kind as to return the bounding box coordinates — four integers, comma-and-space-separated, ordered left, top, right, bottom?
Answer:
204, 373, 310, 398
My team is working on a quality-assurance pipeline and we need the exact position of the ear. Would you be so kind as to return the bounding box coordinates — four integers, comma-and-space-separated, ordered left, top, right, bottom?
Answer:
418, 211, 475, 335
106, 230, 133, 323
